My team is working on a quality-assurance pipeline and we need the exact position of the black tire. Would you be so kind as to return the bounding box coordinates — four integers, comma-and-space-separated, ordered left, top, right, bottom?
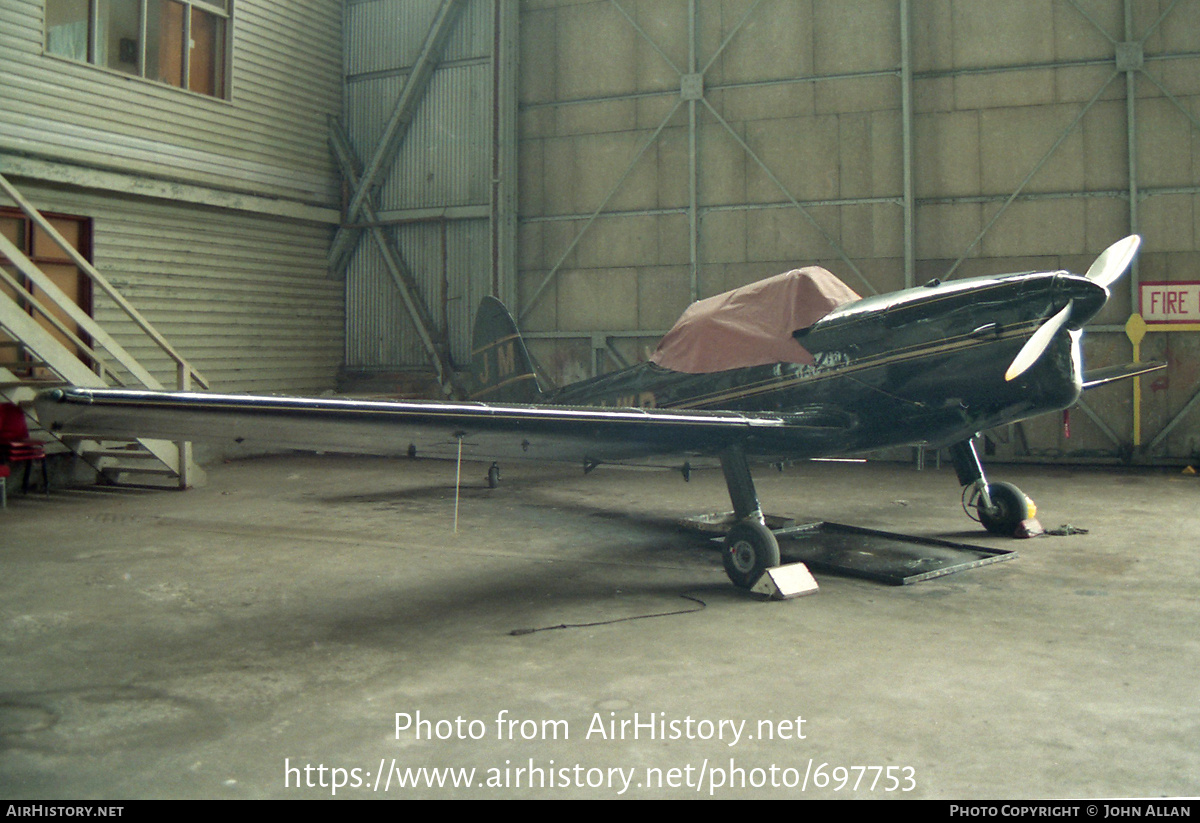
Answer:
722, 521, 781, 589
978, 482, 1033, 536
486, 463, 500, 489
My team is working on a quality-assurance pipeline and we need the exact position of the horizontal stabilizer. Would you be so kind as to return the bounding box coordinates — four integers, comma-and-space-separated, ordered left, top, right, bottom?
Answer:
1082, 361, 1165, 390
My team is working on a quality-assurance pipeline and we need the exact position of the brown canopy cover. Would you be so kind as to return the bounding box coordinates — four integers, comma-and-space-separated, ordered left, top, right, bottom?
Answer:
649, 267, 861, 374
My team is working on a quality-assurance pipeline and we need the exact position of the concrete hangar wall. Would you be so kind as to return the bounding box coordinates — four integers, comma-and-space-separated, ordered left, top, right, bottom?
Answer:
516, 0, 1200, 464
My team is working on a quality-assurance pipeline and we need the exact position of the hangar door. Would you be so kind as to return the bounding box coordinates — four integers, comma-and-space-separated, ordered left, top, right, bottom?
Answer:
338, 0, 518, 397
517, 1, 909, 388
515, 0, 1200, 464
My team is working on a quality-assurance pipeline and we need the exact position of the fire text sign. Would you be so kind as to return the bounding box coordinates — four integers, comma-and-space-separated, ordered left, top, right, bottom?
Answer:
1140, 281, 1200, 325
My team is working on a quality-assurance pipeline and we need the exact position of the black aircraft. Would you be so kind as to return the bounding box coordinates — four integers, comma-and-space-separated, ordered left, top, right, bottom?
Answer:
35, 236, 1161, 588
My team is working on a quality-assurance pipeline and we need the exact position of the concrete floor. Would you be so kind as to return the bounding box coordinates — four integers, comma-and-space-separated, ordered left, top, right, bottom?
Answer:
1, 453, 1197, 799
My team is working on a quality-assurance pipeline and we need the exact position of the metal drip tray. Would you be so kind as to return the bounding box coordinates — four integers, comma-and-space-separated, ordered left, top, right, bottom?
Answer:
773, 522, 1016, 585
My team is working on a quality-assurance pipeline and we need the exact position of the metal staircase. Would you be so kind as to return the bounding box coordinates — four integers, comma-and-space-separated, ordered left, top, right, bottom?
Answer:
0, 172, 205, 489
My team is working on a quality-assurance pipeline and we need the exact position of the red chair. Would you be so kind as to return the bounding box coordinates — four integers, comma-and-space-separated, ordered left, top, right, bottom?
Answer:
0, 403, 48, 495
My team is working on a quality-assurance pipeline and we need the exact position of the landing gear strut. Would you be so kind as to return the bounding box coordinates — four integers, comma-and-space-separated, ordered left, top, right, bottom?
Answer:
949, 439, 1035, 536
719, 445, 780, 588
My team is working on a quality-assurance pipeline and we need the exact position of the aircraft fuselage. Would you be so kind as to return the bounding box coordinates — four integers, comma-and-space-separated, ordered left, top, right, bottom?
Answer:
547, 271, 1110, 460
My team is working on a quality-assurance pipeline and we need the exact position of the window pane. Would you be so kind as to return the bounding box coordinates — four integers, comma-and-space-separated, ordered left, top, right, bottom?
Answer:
189, 8, 226, 97
146, 0, 185, 88
45, 0, 90, 62
98, 0, 141, 75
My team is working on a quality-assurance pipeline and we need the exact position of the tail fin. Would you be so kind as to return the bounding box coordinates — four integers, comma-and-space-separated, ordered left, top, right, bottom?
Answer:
469, 297, 543, 402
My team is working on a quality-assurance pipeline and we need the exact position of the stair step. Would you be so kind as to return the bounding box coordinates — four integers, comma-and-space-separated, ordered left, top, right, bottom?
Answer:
0, 378, 68, 389
60, 430, 161, 441
102, 465, 180, 477
2, 170, 200, 490
62, 437, 140, 449
87, 448, 158, 460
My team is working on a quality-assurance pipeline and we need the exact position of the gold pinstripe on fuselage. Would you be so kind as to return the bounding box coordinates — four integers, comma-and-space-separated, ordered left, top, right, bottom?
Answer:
659, 316, 1044, 411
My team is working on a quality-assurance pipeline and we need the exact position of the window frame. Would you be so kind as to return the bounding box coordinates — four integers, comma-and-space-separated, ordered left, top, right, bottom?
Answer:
43, 0, 233, 100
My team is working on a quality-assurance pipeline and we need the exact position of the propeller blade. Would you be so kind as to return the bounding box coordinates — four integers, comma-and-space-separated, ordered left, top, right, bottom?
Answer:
1006, 300, 1074, 382
1085, 235, 1141, 290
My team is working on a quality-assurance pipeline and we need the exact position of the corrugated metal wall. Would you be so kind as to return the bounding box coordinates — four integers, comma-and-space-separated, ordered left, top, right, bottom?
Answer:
0, 0, 346, 395
345, 220, 491, 367
12, 183, 343, 394
342, 0, 517, 371
0, 0, 342, 206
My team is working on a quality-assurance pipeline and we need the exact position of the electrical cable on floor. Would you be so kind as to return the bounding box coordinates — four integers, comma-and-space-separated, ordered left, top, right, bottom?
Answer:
508, 594, 706, 636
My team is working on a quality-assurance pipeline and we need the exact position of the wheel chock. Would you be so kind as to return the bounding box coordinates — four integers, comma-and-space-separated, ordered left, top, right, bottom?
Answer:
1014, 518, 1044, 538
750, 562, 819, 600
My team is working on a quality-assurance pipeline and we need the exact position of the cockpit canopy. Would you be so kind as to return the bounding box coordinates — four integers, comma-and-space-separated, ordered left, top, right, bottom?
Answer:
650, 267, 861, 374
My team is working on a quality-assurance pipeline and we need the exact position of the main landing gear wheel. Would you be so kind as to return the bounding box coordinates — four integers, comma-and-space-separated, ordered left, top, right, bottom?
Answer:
722, 521, 781, 589
977, 481, 1034, 536
486, 462, 500, 489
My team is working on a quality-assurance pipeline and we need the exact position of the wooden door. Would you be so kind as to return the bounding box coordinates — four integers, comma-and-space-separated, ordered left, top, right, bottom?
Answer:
0, 214, 23, 362
0, 208, 93, 375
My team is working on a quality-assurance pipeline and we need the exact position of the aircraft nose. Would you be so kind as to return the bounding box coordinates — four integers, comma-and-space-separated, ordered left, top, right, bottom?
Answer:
1061, 275, 1110, 328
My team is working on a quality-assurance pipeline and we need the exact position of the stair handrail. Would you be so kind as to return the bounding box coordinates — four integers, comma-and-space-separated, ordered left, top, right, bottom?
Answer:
0, 172, 209, 391
0, 230, 169, 391
0, 266, 121, 386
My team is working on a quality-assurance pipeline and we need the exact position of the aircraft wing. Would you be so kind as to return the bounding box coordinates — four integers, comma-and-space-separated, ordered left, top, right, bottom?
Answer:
35, 387, 856, 465
1082, 361, 1165, 390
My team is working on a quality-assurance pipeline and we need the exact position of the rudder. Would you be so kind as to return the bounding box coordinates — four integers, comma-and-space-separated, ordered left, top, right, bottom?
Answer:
469, 297, 542, 402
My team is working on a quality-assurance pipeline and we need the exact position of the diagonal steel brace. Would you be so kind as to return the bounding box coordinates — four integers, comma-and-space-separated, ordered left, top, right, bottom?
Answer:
330, 0, 466, 276
330, 120, 462, 397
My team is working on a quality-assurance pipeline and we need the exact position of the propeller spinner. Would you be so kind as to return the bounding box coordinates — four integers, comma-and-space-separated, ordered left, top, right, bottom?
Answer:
1005, 235, 1141, 382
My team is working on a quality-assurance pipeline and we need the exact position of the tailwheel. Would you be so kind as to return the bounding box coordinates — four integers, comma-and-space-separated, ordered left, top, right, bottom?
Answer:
722, 521, 781, 589
976, 481, 1035, 536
